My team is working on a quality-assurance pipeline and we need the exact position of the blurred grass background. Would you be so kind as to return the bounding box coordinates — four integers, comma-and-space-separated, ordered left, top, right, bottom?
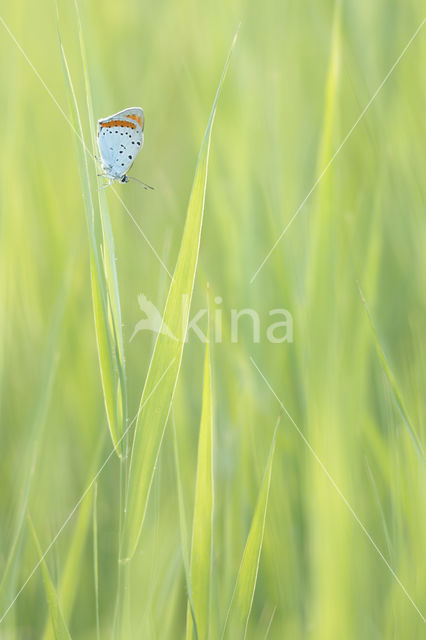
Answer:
0, 0, 425, 637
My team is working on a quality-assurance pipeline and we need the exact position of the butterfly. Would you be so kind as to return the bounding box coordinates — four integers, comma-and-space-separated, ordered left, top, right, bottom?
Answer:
97, 107, 153, 189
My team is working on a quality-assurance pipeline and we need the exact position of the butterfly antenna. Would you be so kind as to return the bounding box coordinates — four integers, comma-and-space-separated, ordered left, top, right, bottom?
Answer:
128, 176, 155, 190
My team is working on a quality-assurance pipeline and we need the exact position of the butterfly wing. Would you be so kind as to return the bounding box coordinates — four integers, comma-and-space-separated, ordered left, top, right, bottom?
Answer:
97, 107, 144, 179
114, 107, 144, 131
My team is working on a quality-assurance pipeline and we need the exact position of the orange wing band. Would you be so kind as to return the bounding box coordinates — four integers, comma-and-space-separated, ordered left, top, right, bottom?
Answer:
127, 114, 143, 127
100, 119, 137, 129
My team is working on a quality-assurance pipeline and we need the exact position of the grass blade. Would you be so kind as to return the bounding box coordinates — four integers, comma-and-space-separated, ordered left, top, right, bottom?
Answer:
306, 0, 341, 297
57, 14, 125, 457
42, 493, 93, 639
120, 30, 238, 562
172, 413, 199, 640
93, 483, 100, 640
42, 443, 103, 639
186, 316, 214, 640
222, 420, 278, 639
358, 283, 425, 461
28, 517, 72, 640
0, 269, 70, 609
73, 0, 128, 443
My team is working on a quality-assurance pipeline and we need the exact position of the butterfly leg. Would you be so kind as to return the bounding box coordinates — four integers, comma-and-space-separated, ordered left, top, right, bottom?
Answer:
98, 179, 114, 191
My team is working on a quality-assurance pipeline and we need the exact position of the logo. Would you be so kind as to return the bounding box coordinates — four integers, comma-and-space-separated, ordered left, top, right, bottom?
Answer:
130, 294, 293, 344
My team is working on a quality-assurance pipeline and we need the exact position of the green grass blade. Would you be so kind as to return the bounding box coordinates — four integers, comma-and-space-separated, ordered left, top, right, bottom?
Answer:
93, 483, 100, 640
90, 251, 124, 455
222, 421, 278, 639
172, 414, 199, 640
72, 0, 127, 437
120, 31, 238, 562
41, 441, 103, 639
186, 319, 213, 640
306, 0, 341, 297
358, 283, 425, 461
0, 269, 70, 609
28, 517, 72, 640
56, 22, 125, 457
42, 492, 93, 639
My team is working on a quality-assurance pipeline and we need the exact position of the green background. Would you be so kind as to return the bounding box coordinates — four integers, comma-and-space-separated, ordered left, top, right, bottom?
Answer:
0, 0, 425, 637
